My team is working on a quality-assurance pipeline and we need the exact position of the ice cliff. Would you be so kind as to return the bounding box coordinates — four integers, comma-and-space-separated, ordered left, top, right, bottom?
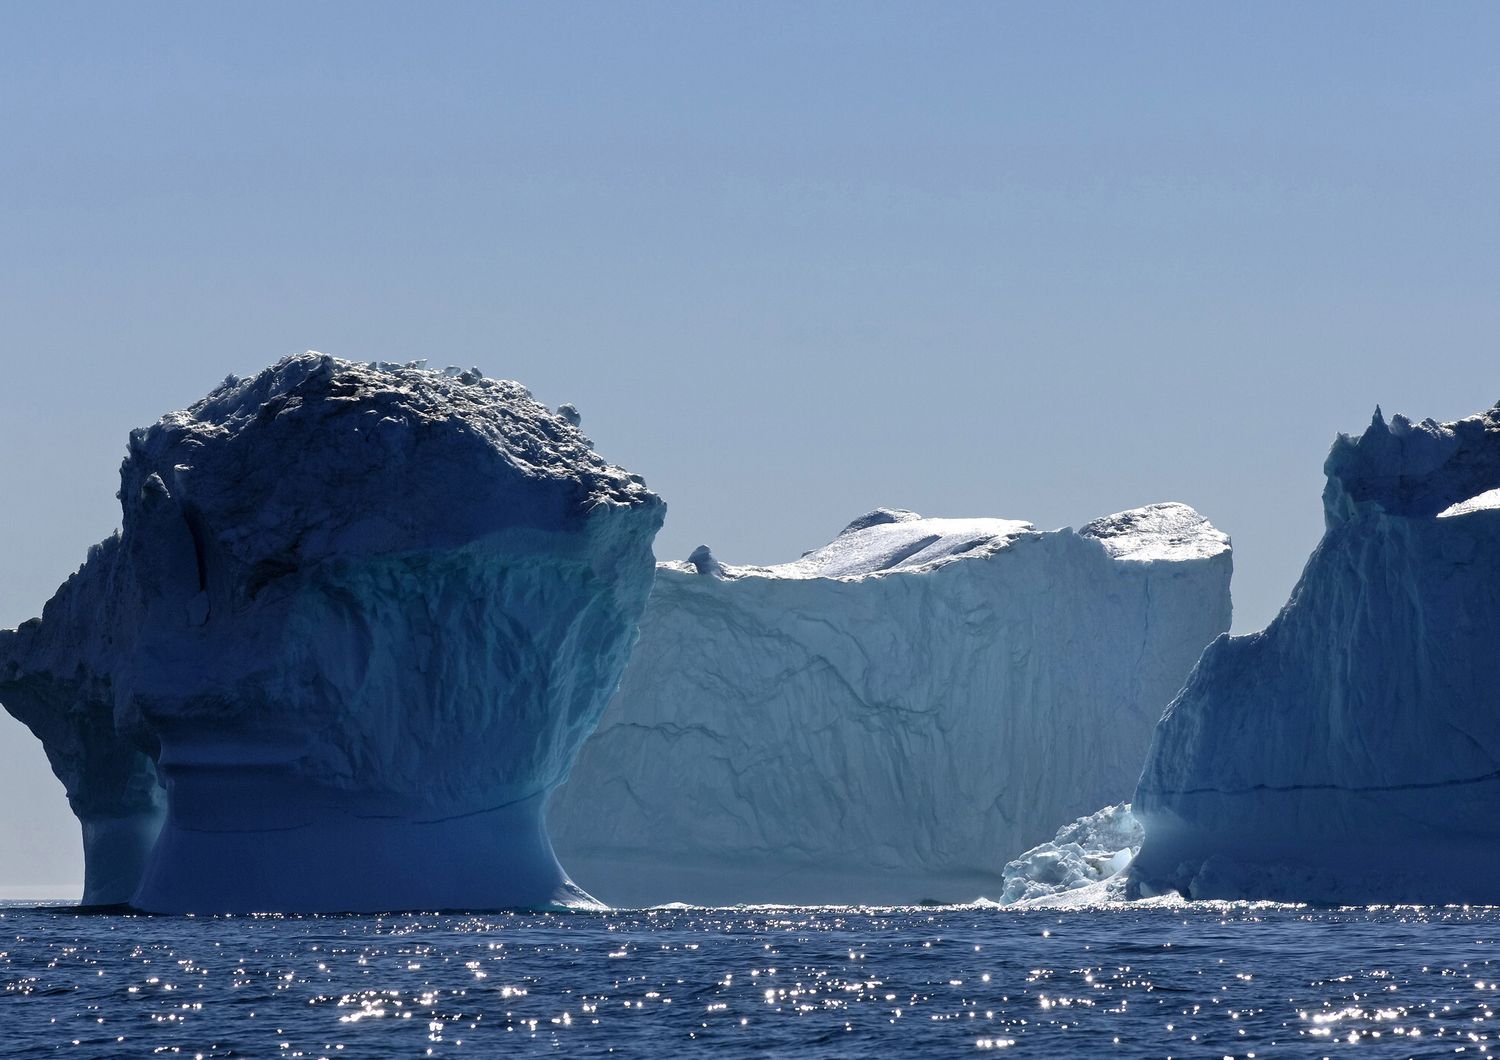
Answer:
0, 354, 664, 912
1131, 402, 1500, 904
0, 535, 162, 906
549, 503, 1231, 906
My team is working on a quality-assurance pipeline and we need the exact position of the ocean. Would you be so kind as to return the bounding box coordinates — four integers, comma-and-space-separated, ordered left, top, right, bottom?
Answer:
2, 901, 1496, 1058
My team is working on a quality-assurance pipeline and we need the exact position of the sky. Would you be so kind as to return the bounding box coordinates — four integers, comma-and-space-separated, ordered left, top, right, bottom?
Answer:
1, 2, 1498, 888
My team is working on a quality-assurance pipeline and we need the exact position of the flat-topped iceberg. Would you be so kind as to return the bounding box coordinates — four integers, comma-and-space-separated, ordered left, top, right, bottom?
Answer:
0, 354, 664, 912
549, 502, 1231, 906
1131, 402, 1500, 904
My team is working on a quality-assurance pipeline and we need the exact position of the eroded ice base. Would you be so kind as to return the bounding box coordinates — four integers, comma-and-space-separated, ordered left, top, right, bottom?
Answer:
80, 810, 167, 908
133, 746, 599, 914
1129, 787, 1500, 905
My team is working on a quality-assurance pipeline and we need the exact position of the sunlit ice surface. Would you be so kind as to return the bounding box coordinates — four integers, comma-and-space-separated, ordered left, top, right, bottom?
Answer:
3, 901, 1500, 1057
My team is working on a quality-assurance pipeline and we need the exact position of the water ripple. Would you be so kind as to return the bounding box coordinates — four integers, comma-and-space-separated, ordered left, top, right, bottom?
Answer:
1, 902, 1498, 1057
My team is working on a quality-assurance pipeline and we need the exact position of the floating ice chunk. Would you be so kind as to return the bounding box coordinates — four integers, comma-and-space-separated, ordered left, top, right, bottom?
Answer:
996, 803, 1142, 906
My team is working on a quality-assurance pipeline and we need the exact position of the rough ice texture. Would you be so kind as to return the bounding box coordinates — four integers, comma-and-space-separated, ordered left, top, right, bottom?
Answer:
1131, 402, 1500, 905
0, 354, 663, 912
0, 536, 163, 906
997, 803, 1142, 907
549, 503, 1231, 906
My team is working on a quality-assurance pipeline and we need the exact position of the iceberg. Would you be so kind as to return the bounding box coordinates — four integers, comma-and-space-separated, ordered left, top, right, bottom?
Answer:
996, 803, 1142, 908
549, 503, 1231, 906
0, 535, 163, 906
0, 354, 664, 912
1130, 402, 1500, 904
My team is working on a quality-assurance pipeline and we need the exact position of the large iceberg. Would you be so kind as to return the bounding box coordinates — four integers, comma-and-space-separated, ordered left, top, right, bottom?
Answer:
549, 503, 1231, 906
0, 354, 664, 912
1130, 402, 1500, 904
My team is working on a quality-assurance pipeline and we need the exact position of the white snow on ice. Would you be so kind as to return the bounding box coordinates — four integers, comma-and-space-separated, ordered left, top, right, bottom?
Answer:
665, 509, 1035, 581
1437, 486, 1500, 518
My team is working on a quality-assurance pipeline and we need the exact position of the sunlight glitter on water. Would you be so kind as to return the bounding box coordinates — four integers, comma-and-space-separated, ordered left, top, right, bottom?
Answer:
2, 903, 1499, 1057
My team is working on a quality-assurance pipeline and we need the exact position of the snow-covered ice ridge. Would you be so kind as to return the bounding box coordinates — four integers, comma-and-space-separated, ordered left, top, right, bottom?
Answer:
1131, 402, 1500, 904
549, 502, 1231, 906
0, 353, 664, 912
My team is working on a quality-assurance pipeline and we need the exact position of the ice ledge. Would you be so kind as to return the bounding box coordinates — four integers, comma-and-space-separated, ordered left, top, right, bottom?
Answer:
663, 502, 1228, 582
1438, 486, 1500, 519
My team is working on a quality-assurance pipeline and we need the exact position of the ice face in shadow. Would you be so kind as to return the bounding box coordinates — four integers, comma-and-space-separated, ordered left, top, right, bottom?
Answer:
0, 535, 163, 906
1130, 402, 1500, 904
0, 354, 664, 912
548, 502, 1231, 906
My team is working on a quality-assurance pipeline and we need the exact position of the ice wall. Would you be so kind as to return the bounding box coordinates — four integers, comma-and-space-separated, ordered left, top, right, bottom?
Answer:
0, 354, 664, 912
549, 503, 1231, 906
0, 536, 163, 906
1131, 403, 1500, 904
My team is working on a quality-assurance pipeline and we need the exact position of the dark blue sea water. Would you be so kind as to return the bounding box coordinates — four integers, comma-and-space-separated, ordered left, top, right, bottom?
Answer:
3, 901, 1498, 1058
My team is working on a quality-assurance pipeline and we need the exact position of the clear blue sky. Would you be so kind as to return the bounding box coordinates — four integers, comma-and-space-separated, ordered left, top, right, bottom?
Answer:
2, 2, 1498, 887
